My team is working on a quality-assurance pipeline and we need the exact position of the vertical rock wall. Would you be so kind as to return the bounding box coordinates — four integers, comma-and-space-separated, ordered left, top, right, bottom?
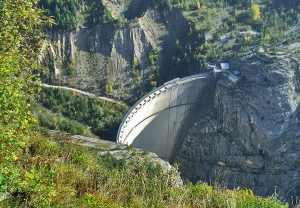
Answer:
41, 8, 188, 102
175, 58, 300, 200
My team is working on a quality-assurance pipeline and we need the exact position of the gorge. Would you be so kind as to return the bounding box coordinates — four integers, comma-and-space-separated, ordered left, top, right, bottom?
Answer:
39, 0, 300, 202
117, 56, 300, 200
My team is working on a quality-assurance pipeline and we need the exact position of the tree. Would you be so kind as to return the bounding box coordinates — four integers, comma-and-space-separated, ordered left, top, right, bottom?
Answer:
183, 1, 189, 11
175, 39, 182, 51
197, 1, 201, 9
0, 0, 53, 195
249, 4, 261, 21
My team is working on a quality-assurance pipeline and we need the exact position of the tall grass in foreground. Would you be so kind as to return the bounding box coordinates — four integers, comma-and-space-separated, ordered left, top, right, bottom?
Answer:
0, 133, 287, 207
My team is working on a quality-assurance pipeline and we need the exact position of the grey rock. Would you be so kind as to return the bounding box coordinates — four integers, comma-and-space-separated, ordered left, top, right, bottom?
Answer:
267, 71, 287, 83
40, 8, 188, 102
175, 57, 300, 202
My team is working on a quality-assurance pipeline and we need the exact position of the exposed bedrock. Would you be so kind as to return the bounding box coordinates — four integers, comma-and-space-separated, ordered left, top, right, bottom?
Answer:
175, 58, 300, 200
118, 56, 300, 200
41, 7, 188, 102
45, 23, 152, 99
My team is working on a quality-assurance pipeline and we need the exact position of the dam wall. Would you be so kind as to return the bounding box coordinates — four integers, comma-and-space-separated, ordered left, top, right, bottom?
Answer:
117, 73, 216, 162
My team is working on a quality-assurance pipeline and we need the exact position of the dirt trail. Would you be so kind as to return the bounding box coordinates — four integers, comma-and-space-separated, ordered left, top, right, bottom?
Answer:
40, 83, 117, 103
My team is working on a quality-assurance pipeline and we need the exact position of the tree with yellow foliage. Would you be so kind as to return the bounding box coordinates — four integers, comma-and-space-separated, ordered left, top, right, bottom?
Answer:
0, 0, 53, 195
197, 1, 201, 9
249, 4, 261, 21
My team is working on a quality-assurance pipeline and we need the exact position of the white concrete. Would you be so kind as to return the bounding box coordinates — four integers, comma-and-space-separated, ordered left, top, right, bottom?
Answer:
117, 72, 216, 162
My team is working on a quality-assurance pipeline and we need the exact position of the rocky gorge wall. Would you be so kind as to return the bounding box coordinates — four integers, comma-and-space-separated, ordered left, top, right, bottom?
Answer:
175, 57, 300, 201
45, 22, 152, 101
40, 6, 188, 103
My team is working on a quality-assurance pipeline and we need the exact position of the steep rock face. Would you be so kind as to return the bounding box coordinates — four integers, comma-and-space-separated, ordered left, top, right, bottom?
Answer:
45, 23, 151, 99
110, 21, 154, 97
41, 7, 188, 102
175, 57, 300, 200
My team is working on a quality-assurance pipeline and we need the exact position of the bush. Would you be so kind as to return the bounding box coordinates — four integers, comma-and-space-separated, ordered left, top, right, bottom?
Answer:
0, 136, 288, 207
38, 87, 128, 138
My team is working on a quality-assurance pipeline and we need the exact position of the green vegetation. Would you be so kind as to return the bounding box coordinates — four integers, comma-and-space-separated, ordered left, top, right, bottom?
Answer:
39, 0, 82, 29
147, 46, 161, 90
39, 0, 114, 30
150, 0, 171, 9
38, 87, 128, 139
171, 25, 206, 78
105, 58, 114, 95
249, 4, 260, 21
158, 0, 300, 77
0, 135, 288, 207
31, 102, 95, 138
86, 0, 113, 26
131, 58, 141, 87
0, 0, 53, 198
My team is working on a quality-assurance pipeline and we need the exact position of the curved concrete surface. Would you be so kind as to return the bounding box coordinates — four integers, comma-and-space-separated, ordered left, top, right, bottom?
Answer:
117, 72, 216, 162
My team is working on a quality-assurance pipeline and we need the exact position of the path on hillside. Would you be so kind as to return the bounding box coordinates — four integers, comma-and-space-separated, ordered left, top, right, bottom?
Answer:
40, 83, 117, 103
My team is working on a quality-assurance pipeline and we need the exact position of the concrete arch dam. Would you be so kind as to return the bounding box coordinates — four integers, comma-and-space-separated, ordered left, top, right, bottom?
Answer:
117, 73, 216, 162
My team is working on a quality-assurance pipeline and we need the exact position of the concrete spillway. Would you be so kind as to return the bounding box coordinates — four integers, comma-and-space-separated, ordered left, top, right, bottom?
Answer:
117, 73, 216, 162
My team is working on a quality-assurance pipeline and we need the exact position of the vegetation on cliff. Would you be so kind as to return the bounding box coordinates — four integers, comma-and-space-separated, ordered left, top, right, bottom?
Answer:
36, 87, 128, 140
31, 102, 96, 138
167, 0, 300, 77
39, 0, 115, 29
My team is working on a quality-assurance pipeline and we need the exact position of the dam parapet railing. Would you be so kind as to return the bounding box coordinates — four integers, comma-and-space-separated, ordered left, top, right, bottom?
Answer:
116, 71, 213, 144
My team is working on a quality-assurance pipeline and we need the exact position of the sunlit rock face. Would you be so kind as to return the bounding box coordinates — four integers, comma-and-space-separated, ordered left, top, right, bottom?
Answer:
175, 57, 300, 201
41, 7, 188, 102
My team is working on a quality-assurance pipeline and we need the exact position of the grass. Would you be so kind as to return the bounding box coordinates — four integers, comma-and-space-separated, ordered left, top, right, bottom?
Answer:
31, 102, 97, 138
0, 131, 288, 207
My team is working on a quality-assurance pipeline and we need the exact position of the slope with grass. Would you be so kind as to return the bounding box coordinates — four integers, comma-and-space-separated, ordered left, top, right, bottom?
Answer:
0, 134, 288, 207
37, 86, 128, 140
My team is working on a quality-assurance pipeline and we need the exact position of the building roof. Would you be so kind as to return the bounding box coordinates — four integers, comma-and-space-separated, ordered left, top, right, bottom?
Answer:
220, 63, 229, 70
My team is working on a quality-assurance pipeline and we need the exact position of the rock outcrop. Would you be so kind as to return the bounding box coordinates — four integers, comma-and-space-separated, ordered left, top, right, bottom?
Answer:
41, 7, 188, 103
175, 57, 300, 201
71, 135, 183, 188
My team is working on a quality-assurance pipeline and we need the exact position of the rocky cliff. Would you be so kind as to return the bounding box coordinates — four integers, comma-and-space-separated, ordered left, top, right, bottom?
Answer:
41, 5, 188, 103
175, 56, 300, 200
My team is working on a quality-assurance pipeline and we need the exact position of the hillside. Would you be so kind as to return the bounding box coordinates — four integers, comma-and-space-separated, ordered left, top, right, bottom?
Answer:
36, 0, 300, 202
0, 133, 287, 207
0, 0, 299, 206
39, 0, 300, 103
